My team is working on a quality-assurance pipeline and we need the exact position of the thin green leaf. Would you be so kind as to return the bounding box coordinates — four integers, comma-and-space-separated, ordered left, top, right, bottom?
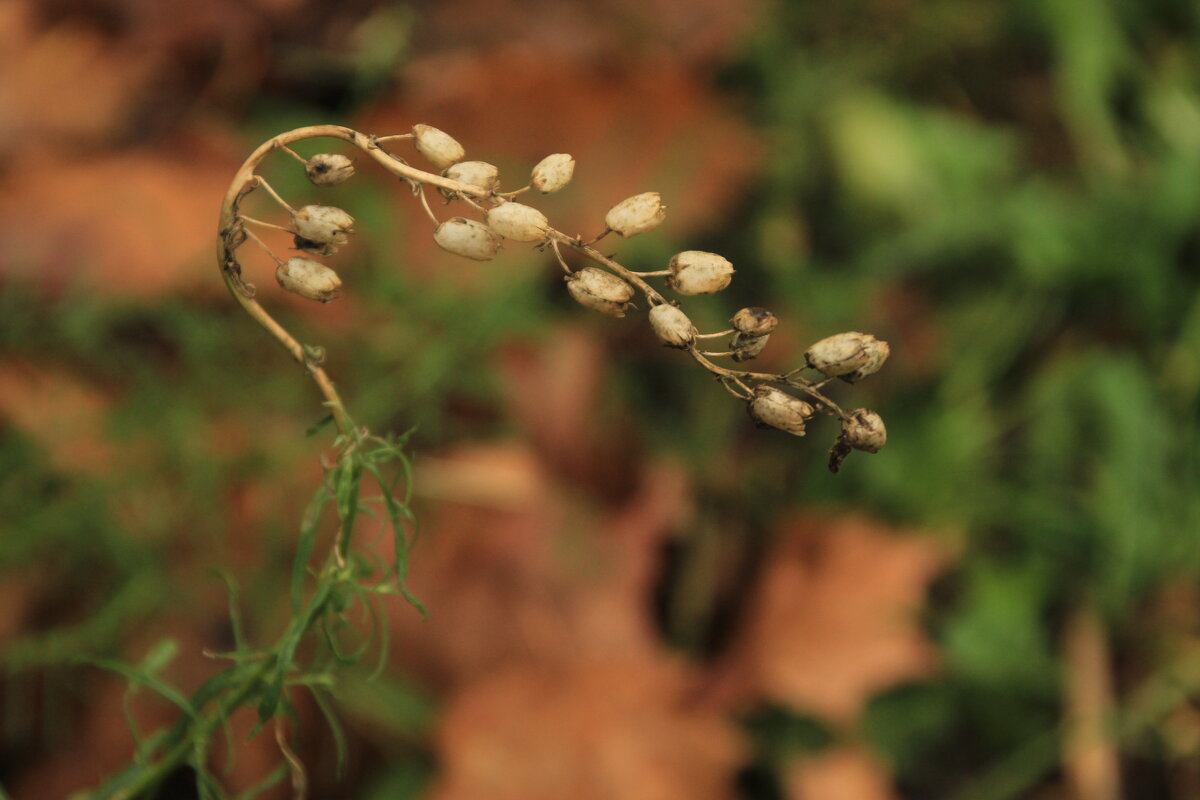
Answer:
367, 591, 391, 681
262, 581, 335, 722
138, 639, 181, 676
83, 658, 196, 720
334, 450, 365, 556
309, 686, 349, 779
210, 568, 248, 653
305, 413, 335, 437
293, 486, 331, 614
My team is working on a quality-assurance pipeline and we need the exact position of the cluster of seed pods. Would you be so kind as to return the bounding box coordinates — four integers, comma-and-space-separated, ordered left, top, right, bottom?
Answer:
229, 124, 890, 472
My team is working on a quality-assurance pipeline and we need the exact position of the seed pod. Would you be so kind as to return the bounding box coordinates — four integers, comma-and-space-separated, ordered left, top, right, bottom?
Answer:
731, 332, 770, 362
842, 409, 887, 452
293, 234, 338, 257
605, 192, 666, 237
843, 338, 890, 383
667, 251, 734, 295
565, 267, 634, 317
804, 332, 887, 378
731, 307, 778, 336
442, 161, 500, 194
748, 386, 814, 436
276, 257, 343, 302
486, 202, 549, 242
648, 303, 696, 348
531, 154, 575, 194
412, 124, 465, 170
291, 205, 355, 245
305, 153, 355, 186
434, 217, 500, 261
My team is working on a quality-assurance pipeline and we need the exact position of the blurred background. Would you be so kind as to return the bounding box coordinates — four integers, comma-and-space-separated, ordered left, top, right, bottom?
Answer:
3, 0, 1200, 797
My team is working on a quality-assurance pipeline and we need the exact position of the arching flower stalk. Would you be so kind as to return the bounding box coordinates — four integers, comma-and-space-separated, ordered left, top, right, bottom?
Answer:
217, 123, 890, 474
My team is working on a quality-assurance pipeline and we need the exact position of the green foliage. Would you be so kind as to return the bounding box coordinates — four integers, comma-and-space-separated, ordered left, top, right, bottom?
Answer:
710, 0, 1200, 794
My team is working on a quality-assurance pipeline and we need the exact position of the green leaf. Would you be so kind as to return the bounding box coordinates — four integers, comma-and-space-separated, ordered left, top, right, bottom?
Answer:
211, 568, 248, 654
293, 485, 330, 614
310, 685, 349, 778
82, 656, 196, 721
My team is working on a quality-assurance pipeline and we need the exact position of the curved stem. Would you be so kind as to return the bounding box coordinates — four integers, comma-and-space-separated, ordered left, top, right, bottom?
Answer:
216, 126, 498, 436
218, 123, 867, 440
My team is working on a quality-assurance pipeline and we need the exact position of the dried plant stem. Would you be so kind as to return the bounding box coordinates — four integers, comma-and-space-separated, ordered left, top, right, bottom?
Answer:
1062, 604, 1121, 800
275, 717, 309, 800
220, 124, 863, 438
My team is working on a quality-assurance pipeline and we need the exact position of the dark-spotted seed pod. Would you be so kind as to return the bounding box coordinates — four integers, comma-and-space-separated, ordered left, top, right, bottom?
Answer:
305, 153, 355, 186
731, 307, 778, 337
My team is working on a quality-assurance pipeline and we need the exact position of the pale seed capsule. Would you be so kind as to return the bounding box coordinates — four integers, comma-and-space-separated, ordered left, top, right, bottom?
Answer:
531, 153, 575, 194
748, 386, 814, 437
276, 257, 343, 302
305, 153, 355, 186
605, 192, 666, 237
412, 124, 465, 170
293, 234, 338, 257
731, 307, 778, 336
291, 205, 355, 245
434, 217, 499, 261
843, 338, 890, 383
565, 267, 634, 317
442, 161, 500, 193
667, 251, 734, 295
805, 332, 887, 378
486, 202, 549, 242
731, 332, 770, 362
648, 303, 696, 348
842, 409, 887, 452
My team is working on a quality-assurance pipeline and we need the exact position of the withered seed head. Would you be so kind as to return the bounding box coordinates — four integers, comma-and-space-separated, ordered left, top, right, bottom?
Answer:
434, 217, 500, 261
531, 154, 575, 194
565, 267, 634, 317
731, 332, 770, 362
648, 303, 696, 348
276, 257, 343, 302
748, 386, 814, 436
305, 153, 355, 186
412, 124, 465, 170
486, 202, 550, 242
442, 161, 500, 194
291, 205, 355, 245
605, 192, 666, 237
843, 339, 890, 383
842, 409, 887, 452
667, 251, 734, 295
731, 307, 778, 336
804, 332, 888, 379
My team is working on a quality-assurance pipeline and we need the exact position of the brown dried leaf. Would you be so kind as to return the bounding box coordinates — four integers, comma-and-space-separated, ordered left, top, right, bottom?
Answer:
392, 441, 689, 690
432, 659, 744, 800
729, 515, 945, 724
783, 745, 900, 800
0, 2, 155, 152
415, 0, 759, 67
0, 141, 237, 295
0, 361, 114, 473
